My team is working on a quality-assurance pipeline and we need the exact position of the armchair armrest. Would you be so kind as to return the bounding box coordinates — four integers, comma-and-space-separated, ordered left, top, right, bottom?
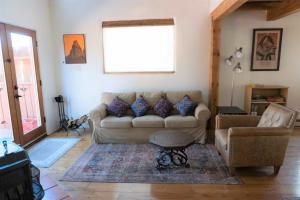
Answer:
89, 103, 107, 127
227, 127, 292, 167
229, 127, 292, 137
216, 115, 261, 129
194, 103, 211, 121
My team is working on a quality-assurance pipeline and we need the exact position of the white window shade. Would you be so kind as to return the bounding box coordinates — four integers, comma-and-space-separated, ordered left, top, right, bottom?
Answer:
102, 24, 175, 73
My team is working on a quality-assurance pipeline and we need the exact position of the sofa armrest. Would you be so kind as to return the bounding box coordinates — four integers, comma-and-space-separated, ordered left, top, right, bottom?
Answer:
229, 127, 292, 137
216, 115, 261, 129
89, 103, 107, 127
194, 103, 211, 121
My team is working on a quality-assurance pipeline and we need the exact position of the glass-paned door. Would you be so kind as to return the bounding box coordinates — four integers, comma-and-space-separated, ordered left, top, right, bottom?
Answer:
0, 24, 46, 145
10, 33, 42, 134
0, 24, 14, 141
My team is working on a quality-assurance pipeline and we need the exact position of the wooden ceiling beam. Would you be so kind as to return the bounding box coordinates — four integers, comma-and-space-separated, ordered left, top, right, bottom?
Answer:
240, 2, 282, 11
267, 0, 300, 20
212, 0, 248, 21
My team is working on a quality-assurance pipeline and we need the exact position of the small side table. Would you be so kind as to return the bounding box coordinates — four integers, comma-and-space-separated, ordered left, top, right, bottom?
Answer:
217, 106, 248, 115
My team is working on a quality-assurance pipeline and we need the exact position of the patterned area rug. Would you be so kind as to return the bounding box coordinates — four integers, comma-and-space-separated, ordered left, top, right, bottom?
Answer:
28, 138, 80, 168
61, 144, 241, 184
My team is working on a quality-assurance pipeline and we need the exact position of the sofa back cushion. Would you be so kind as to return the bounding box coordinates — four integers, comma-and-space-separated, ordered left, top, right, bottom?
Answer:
102, 92, 136, 105
136, 92, 163, 107
166, 91, 202, 104
102, 92, 136, 116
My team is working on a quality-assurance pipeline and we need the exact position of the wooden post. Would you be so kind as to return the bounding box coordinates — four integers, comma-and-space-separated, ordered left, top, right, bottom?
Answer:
208, 19, 220, 130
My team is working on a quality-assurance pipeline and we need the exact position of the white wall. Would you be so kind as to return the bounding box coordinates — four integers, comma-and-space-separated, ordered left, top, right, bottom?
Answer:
210, 0, 223, 12
50, 0, 211, 119
219, 10, 300, 115
0, 0, 59, 133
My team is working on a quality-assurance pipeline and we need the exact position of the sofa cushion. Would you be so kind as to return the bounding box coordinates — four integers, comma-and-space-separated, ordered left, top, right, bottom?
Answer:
107, 97, 130, 117
174, 95, 197, 116
102, 92, 136, 105
136, 92, 163, 107
101, 116, 133, 128
154, 96, 173, 118
164, 115, 198, 128
132, 115, 164, 128
215, 129, 228, 150
166, 91, 202, 104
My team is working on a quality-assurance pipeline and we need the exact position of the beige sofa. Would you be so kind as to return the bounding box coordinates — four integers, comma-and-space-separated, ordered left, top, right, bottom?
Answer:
89, 91, 211, 144
215, 103, 298, 175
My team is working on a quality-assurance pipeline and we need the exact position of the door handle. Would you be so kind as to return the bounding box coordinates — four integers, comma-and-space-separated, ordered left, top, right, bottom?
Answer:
14, 94, 22, 99
4, 58, 12, 63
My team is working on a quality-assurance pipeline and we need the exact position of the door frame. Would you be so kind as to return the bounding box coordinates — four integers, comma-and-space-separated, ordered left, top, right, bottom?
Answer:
0, 23, 21, 144
2, 23, 46, 145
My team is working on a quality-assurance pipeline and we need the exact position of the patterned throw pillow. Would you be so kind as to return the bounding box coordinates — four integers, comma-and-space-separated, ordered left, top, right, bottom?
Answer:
154, 96, 173, 118
174, 95, 197, 116
107, 97, 130, 117
131, 96, 150, 117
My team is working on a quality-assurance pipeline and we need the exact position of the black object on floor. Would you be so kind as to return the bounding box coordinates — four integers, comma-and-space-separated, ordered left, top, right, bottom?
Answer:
0, 141, 44, 200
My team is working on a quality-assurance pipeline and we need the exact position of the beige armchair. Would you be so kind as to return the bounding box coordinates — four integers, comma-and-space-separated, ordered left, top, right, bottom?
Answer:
215, 103, 298, 175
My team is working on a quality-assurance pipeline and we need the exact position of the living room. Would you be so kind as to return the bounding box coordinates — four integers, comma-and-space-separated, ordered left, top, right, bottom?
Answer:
1, 0, 300, 199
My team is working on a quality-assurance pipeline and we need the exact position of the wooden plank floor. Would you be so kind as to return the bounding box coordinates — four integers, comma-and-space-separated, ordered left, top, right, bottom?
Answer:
40, 129, 300, 200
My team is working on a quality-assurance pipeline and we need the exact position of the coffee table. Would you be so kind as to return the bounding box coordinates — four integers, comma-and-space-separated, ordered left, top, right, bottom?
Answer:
149, 131, 195, 169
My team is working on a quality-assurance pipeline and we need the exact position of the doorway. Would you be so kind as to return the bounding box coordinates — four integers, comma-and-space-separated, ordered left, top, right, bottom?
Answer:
0, 23, 46, 145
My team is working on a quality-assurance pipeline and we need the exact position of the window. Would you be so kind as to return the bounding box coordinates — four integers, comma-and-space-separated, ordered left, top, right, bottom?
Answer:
102, 19, 175, 73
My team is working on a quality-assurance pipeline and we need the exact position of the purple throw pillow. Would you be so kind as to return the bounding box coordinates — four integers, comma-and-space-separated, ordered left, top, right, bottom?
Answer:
131, 96, 150, 117
107, 97, 130, 117
174, 95, 197, 116
154, 96, 173, 118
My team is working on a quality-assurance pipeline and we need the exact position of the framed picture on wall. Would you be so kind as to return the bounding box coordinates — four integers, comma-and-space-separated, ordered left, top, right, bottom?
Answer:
63, 34, 87, 64
250, 28, 283, 71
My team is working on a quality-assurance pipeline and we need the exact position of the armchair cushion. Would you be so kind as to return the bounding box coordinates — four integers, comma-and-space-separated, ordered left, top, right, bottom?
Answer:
258, 103, 297, 128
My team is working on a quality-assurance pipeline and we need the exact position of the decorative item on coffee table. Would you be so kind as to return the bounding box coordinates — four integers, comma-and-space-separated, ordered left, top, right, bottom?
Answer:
149, 131, 195, 170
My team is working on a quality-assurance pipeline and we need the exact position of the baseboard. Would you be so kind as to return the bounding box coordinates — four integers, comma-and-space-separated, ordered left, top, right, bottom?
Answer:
24, 133, 47, 149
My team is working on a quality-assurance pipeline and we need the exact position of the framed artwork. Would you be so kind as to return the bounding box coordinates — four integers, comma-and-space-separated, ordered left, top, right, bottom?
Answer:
63, 34, 86, 64
251, 28, 283, 71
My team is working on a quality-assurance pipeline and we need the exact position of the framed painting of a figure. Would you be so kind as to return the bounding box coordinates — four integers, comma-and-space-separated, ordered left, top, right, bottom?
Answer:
251, 29, 283, 71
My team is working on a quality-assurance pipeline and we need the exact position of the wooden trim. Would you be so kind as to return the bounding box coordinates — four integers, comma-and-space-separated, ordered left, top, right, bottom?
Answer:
267, 0, 300, 21
211, 0, 248, 21
209, 0, 247, 129
102, 18, 174, 28
208, 19, 221, 129
5, 24, 46, 145
0, 23, 21, 144
103, 71, 175, 74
